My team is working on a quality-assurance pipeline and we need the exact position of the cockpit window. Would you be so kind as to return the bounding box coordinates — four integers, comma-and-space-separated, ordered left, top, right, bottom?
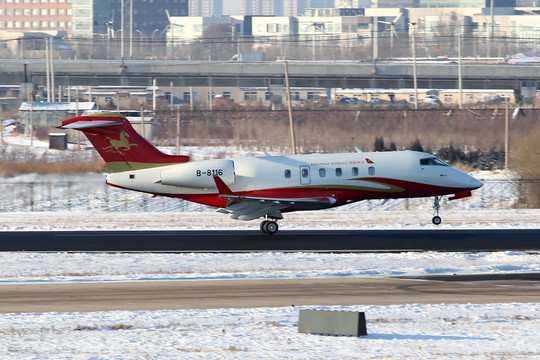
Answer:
420, 157, 449, 166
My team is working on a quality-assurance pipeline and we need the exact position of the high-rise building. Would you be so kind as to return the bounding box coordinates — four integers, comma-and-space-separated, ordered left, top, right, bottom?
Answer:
242, 0, 275, 15
0, 0, 73, 39
0, 0, 189, 39
110, 0, 189, 38
191, 0, 223, 16
283, 0, 307, 16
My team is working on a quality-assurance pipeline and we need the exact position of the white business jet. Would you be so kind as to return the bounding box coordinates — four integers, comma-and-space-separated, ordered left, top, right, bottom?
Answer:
60, 112, 483, 234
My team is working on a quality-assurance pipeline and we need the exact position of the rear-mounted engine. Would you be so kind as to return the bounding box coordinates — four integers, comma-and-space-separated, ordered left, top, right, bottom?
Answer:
160, 159, 235, 188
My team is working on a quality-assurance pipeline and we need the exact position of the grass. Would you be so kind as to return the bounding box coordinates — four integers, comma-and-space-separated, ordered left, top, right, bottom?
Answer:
157, 108, 540, 153
3, 107, 539, 175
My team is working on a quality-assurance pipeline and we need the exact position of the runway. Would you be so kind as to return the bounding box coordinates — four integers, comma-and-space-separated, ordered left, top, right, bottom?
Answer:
1, 275, 539, 313
0, 229, 539, 251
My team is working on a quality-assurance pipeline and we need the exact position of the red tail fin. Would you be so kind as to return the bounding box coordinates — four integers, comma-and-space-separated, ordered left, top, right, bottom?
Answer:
60, 112, 189, 172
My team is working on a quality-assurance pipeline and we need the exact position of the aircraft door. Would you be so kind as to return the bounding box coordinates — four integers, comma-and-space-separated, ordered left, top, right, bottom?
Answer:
299, 165, 311, 185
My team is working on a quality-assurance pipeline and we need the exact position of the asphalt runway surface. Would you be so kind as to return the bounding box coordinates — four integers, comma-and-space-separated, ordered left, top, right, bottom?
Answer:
0, 229, 539, 251
1, 229, 539, 313
1, 276, 539, 313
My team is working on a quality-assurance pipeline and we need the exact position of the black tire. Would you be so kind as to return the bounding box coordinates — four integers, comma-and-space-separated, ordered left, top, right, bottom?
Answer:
260, 220, 269, 233
265, 221, 279, 234
432, 216, 442, 225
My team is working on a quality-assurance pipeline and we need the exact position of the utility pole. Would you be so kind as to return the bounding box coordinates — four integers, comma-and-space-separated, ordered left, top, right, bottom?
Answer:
284, 59, 296, 155
121, 0, 125, 67
505, 97, 509, 171
129, 0, 133, 60
372, 0, 378, 61
458, 30, 463, 109
409, 22, 418, 110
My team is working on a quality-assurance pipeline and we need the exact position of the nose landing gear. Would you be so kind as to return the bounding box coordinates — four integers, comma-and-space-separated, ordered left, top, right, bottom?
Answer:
432, 196, 442, 225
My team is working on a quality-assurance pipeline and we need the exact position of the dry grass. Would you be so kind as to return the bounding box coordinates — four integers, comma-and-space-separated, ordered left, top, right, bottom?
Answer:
512, 120, 540, 207
74, 324, 134, 331
3, 108, 537, 175
0, 159, 106, 176
157, 108, 540, 154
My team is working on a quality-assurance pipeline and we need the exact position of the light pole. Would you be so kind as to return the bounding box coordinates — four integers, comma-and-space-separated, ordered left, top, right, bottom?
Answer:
409, 22, 418, 110
106, 21, 113, 60
152, 29, 159, 56
120, 0, 124, 67
457, 29, 463, 109
372, 0, 379, 62
129, 0, 133, 60
310, 23, 324, 61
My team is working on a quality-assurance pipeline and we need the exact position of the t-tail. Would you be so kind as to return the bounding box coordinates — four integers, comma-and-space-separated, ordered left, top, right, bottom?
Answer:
60, 112, 190, 172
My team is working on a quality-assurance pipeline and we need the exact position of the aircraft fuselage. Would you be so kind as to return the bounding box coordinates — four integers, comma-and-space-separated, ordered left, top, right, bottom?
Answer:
106, 150, 481, 210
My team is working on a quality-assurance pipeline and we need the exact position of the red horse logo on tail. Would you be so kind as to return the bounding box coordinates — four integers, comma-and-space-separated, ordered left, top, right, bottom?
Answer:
103, 130, 138, 155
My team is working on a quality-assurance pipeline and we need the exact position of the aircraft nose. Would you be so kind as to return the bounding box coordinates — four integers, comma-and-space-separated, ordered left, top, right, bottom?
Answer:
464, 174, 483, 190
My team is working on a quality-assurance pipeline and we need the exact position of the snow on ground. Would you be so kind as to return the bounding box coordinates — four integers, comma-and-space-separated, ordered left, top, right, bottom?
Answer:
2, 133, 540, 358
1, 251, 540, 359
1, 303, 539, 360
0, 251, 539, 284
0, 251, 540, 359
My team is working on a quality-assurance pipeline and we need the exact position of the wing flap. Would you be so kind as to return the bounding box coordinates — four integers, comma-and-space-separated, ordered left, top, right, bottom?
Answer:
220, 194, 336, 208
217, 193, 336, 220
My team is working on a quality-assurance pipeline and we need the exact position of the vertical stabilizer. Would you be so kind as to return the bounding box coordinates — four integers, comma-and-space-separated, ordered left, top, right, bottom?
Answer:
60, 112, 189, 172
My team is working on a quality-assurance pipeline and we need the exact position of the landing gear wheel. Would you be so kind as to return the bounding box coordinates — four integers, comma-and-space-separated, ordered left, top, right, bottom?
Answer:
260, 220, 279, 234
265, 221, 279, 234
260, 220, 269, 233
432, 216, 442, 225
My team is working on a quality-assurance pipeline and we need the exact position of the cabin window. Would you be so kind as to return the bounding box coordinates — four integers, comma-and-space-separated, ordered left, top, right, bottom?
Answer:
335, 168, 342, 177
368, 166, 375, 176
352, 167, 359, 176
420, 157, 449, 166
129, 174, 135, 179
319, 168, 326, 177
284, 169, 291, 179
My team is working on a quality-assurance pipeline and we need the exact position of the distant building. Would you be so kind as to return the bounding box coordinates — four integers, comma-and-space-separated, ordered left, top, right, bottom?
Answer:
71, 0, 110, 38
19, 102, 96, 133
418, 0, 516, 7
0, 0, 73, 39
243, 0, 275, 15
0, 0, 189, 40
190, 0, 223, 16
109, 0, 189, 38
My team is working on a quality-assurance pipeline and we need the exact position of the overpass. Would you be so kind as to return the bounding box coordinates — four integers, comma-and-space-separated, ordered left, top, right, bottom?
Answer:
2, 59, 538, 101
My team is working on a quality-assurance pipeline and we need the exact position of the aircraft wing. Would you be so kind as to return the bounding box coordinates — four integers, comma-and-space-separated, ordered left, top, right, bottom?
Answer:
217, 194, 336, 221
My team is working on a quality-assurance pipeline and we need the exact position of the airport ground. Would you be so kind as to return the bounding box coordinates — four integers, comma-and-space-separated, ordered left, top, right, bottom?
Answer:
2, 276, 539, 314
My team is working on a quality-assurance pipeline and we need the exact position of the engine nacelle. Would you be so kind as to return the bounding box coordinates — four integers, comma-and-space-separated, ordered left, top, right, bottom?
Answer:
160, 159, 235, 188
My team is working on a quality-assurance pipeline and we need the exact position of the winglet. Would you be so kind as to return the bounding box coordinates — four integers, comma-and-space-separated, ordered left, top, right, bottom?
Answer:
213, 175, 234, 195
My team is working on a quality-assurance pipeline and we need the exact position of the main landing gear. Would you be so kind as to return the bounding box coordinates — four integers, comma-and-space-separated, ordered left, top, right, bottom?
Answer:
260, 218, 279, 234
432, 195, 442, 225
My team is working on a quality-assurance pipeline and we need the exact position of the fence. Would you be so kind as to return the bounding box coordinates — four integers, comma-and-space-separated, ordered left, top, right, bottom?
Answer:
0, 179, 528, 213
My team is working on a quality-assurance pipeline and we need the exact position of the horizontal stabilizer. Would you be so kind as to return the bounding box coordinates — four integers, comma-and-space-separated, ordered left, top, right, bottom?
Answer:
58, 120, 123, 129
